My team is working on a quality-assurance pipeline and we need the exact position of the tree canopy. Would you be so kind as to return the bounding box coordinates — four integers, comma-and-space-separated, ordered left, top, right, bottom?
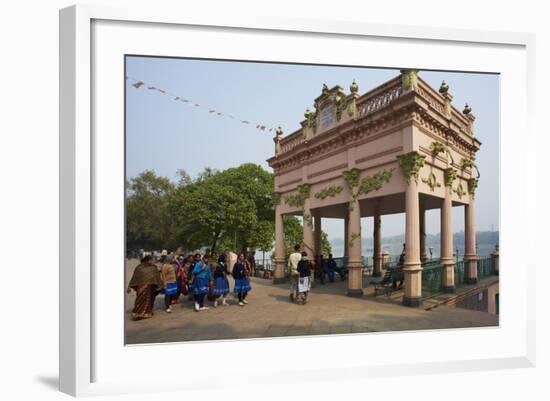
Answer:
283, 215, 332, 258
126, 164, 331, 257
126, 170, 176, 250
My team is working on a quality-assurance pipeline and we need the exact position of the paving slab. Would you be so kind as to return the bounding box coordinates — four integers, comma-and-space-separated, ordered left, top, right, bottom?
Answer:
125, 261, 498, 344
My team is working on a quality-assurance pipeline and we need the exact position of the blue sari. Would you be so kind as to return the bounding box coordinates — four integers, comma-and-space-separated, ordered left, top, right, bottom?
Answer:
191, 261, 211, 295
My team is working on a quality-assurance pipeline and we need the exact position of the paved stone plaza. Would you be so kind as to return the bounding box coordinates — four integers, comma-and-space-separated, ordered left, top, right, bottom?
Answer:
125, 266, 498, 345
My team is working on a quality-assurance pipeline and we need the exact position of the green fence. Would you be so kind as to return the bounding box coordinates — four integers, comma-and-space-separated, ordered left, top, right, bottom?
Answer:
455, 260, 465, 288
477, 256, 495, 279
422, 263, 444, 295
421, 257, 494, 297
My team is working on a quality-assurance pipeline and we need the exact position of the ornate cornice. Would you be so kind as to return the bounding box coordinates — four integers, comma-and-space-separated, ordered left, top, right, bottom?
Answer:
414, 108, 479, 155
270, 106, 415, 174
268, 84, 480, 175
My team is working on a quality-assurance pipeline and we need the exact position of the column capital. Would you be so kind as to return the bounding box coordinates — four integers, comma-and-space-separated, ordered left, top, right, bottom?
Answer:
397, 151, 426, 184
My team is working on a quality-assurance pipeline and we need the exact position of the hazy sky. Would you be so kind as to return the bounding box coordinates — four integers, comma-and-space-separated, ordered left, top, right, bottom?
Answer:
126, 56, 499, 240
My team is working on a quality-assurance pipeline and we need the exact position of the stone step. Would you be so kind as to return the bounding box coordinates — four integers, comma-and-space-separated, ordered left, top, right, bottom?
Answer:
423, 278, 499, 310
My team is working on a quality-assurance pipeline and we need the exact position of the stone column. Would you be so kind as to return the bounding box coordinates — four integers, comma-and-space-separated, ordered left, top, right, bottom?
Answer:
273, 203, 286, 284
346, 199, 363, 297
440, 187, 455, 292
302, 197, 314, 259
419, 205, 427, 264
373, 211, 382, 277
464, 197, 478, 284
403, 179, 422, 307
344, 211, 349, 259
314, 211, 322, 258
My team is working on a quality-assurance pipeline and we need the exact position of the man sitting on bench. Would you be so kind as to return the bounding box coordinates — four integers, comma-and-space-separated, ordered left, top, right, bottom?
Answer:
327, 254, 346, 281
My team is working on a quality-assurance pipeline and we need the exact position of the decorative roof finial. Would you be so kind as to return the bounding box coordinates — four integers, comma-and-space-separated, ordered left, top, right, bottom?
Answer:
275, 126, 283, 136
304, 108, 311, 119
350, 79, 359, 94
463, 103, 472, 115
439, 80, 449, 95
322, 83, 329, 95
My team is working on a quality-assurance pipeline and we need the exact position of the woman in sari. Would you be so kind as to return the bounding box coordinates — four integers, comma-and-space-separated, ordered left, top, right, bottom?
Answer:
207, 251, 218, 302
176, 255, 190, 300
172, 255, 184, 303
184, 255, 195, 301
232, 253, 252, 306
127, 255, 163, 320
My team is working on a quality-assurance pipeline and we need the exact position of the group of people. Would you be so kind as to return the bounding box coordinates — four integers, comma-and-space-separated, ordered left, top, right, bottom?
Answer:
127, 244, 352, 318
314, 253, 347, 284
127, 250, 254, 321
286, 245, 347, 304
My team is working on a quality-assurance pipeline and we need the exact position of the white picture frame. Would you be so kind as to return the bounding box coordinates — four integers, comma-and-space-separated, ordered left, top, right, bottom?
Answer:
59, 4, 536, 397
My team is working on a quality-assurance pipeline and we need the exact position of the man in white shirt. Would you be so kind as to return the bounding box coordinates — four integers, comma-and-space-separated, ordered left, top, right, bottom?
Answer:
287, 244, 302, 302
225, 249, 238, 290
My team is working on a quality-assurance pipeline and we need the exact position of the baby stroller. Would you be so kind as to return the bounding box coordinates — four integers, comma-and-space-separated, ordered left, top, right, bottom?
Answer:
296, 275, 311, 304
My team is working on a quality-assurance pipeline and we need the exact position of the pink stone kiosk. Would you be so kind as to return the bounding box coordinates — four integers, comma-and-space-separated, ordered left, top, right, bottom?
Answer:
267, 70, 481, 307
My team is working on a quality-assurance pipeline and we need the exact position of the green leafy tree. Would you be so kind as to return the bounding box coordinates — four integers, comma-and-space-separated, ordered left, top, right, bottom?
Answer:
126, 170, 176, 251
126, 165, 332, 257
281, 215, 332, 257
170, 164, 275, 253
176, 168, 193, 187
320, 231, 332, 257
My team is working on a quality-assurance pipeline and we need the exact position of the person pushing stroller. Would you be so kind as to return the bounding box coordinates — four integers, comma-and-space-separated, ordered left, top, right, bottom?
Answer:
295, 251, 312, 304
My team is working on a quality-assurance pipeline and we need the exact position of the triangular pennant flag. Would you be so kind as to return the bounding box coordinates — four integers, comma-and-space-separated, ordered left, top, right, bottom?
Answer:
129, 77, 276, 135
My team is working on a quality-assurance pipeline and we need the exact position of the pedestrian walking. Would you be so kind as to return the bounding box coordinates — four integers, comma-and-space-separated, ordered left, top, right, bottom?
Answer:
247, 251, 257, 277
288, 244, 301, 302
232, 253, 252, 306
296, 251, 312, 304
212, 254, 230, 307
184, 254, 195, 301
190, 253, 212, 312
127, 255, 163, 320
160, 256, 178, 313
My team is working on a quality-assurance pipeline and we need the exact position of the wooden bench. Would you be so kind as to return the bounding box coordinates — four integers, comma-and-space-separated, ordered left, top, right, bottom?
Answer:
371, 267, 404, 297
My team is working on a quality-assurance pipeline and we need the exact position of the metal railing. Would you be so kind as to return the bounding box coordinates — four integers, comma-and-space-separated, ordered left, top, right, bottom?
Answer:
422, 263, 444, 295
477, 256, 495, 279
455, 260, 466, 288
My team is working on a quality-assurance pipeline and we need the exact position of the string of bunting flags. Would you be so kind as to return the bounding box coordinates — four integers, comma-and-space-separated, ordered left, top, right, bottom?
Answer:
126, 76, 278, 133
